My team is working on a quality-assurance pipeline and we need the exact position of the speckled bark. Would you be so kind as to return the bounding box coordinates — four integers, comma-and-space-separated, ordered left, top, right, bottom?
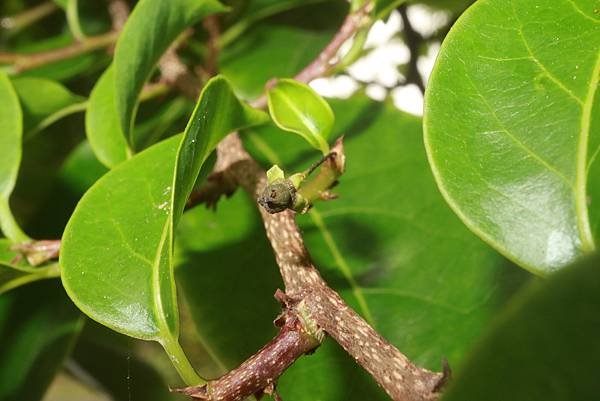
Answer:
176, 303, 319, 401
205, 133, 445, 401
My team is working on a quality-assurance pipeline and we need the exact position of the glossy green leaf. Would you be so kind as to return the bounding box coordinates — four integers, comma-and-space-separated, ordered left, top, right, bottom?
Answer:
61, 134, 182, 340
424, 0, 600, 274
12, 77, 86, 137
0, 71, 28, 243
0, 281, 82, 401
86, 65, 131, 168
114, 0, 227, 141
442, 254, 600, 401
62, 76, 266, 384
176, 95, 528, 400
173, 76, 267, 225
268, 79, 334, 154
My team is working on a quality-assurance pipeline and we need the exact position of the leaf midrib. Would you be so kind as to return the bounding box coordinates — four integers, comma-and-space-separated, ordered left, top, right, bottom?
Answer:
575, 48, 600, 252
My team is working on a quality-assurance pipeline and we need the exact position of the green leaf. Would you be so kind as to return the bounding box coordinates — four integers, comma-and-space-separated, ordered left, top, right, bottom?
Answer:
86, 65, 131, 168
61, 76, 265, 385
268, 79, 334, 154
0, 71, 28, 243
60, 134, 184, 346
173, 76, 267, 226
0, 281, 82, 401
176, 95, 529, 400
114, 0, 228, 141
12, 77, 86, 137
442, 254, 600, 401
424, 0, 600, 275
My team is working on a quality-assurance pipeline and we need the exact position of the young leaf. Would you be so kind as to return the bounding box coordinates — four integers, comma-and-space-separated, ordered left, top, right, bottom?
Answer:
114, 0, 228, 142
86, 65, 131, 168
267, 79, 334, 154
424, 0, 600, 275
0, 72, 28, 243
172, 76, 268, 226
441, 254, 600, 401
12, 77, 86, 137
61, 76, 266, 385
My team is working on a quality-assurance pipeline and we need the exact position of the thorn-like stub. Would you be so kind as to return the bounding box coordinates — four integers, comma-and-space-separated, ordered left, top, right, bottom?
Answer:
257, 179, 296, 213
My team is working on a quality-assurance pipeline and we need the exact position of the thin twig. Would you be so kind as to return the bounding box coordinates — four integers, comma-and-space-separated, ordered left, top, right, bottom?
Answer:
250, 2, 373, 109
0, 30, 118, 73
0, 1, 58, 32
107, 0, 129, 31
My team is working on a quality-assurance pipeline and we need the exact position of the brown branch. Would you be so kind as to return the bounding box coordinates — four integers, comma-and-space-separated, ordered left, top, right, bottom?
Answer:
11, 240, 61, 266
175, 291, 322, 400
196, 133, 446, 401
0, 31, 119, 73
178, 2, 447, 399
250, 2, 373, 109
107, 0, 130, 31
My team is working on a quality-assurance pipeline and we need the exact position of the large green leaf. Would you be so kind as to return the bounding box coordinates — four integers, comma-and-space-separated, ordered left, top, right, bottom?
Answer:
113, 0, 227, 141
86, 65, 131, 168
0, 71, 28, 243
61, 77, 265, 384
424, 0, 600, 275
61, 136, 181, 341
176, 95, 528, 400
442, 254, 600, 401
0, 281, 82, 401
12, 77, 86, 137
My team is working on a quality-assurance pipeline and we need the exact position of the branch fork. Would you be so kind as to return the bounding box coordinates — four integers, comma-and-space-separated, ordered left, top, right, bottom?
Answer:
174, 289, 323, 401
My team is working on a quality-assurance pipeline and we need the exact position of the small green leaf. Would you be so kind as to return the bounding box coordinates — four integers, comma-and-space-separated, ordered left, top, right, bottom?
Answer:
267, 165, 285, 182
86, 65, 131, 168
172, 76, 268, 226
114, 0, 228, 142
61, 76, 265, 385
442, 254, 600, 401
424, 0, 600, 274
0, 71, 28, 243
12, 77, 86, 137
268, 79, 334, 154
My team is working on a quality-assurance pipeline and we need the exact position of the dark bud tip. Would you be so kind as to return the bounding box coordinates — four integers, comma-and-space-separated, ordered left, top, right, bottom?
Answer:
257, 179, 296, 214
